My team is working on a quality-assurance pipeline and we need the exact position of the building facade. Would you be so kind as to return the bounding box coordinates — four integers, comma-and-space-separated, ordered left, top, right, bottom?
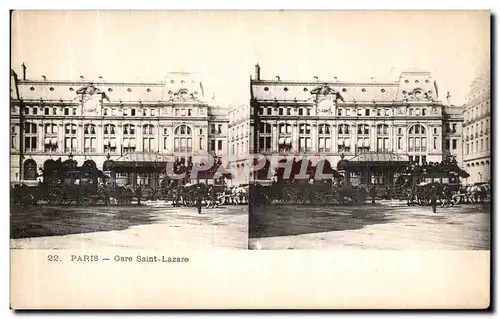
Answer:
462, 72, 491, 184
10, 66, 232, 184
227, 104, 251, 185
250, 64, 462, 182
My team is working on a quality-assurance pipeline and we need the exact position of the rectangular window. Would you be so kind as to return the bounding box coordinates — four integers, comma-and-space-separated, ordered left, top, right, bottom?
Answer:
415, 156, 420, 164
218, 140, 222, 151
24, 107, 30, 115
357, 109, 363, 116
45, 108, 49, 115
422, 109, 426, 116
187, 109, 192, 116
131, 109, 136, 116
433, 127, 438, 135
143, 109, 148, 116
365, 109, 370, 116
258, 108, 264, 115
445, 139, 450, 150
123, 108, 128, 116
267, 108, 272, 115
53, 108, 57, 115
377, 109, 381, 116
211, 124, 216, 134
11, 136, 15, 149
398, 128, 402, 135
452, 124, 457, 133
338, 109, 343, 116
287, 108, 291, 115
398, 137, 402, 149
307, 108, 311, 116
199, 138, 203, 150
218, 124, 222, 133
210, 140, 216, 151
452, 139, 457, 150
433, 137, 437, 149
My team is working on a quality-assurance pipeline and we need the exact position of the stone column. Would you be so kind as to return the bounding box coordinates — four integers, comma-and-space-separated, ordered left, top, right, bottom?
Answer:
77, 123, 83, 154
292, 123, 299, 152
272, 123, 278, 152
97, 124, 103, 154
59, 124, 64, 153
331, 124, 337, 153
311, 123, 317, 153
371, 124, 377, 151
38, 122, 44, 152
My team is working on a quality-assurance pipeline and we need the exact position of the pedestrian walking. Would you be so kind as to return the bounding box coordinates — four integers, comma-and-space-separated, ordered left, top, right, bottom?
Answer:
371, 184, 376, 204
196, 185, 203, 214
136, 184, 142, 205
430, 185, 438, 214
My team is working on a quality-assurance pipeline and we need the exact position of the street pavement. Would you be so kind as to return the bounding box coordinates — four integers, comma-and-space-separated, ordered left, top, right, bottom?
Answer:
11, 204, 248, 250
249, 202, 491, 250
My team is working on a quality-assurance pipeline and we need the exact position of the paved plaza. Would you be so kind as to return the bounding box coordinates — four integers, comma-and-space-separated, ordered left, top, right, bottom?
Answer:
249, 202, 491, 250
10, 204, 248, 250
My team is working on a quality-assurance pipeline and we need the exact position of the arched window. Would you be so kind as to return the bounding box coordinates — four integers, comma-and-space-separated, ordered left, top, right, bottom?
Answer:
174, 124, 191, 135
23, 159, 37, 180
408, 124, 427, 158
64, 124, 77, 152
24, 122, 38, 152
103, 124, 117, 153
174, 125, 193, 152
84, 124, 97, 153
318, 124, 331, 152
142, 124, 155, 152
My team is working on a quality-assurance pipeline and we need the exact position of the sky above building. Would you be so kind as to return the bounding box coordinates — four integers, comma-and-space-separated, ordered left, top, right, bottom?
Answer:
11, 10, 490, 106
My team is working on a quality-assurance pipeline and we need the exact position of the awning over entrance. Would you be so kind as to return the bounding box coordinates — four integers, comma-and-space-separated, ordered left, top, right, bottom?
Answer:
337, 152, 410, 169
106, 152, 171, 169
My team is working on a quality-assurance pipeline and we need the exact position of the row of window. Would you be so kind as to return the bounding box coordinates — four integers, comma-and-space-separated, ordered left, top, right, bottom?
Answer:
464, 138, 490, 154
13, 135, 208, 153
18, 106, 203, 117
256, 106, 431, 117
20, 123, 196, 136
464, 100, 490, 122
258, 124, 425, 136
258, 135, 434, 153
464, 119, 490, 138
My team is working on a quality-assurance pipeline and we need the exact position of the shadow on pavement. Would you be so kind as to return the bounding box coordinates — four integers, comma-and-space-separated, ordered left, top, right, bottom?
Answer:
249, 204, 398, 238
10, 205, 164, 239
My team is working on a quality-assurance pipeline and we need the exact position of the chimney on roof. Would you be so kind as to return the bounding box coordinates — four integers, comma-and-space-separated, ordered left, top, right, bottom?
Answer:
254, 64, 261, 81
276, 76, 280, 81
314, 76, 319, 81
80, 76, 84, 81
21, 62, 27, 80
41, 75, 46, 81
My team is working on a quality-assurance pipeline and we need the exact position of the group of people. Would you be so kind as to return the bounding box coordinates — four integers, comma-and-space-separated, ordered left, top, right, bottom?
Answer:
406, 184, 454, 213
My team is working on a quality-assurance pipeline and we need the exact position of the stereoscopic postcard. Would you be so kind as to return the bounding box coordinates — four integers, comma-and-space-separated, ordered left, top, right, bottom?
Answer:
10, 10, 490, 309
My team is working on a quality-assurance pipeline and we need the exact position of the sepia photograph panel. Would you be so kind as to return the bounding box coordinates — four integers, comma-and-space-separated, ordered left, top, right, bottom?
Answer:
248, 12, 490, 251
10, 11, 250, 251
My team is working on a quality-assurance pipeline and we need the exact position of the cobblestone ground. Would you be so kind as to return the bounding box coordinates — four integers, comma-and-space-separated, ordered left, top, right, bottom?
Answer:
10, 203, 248, 250
249, 202, 491, 250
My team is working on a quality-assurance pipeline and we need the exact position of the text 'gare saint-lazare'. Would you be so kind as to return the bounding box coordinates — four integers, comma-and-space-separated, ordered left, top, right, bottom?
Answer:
70, 254, 189, 263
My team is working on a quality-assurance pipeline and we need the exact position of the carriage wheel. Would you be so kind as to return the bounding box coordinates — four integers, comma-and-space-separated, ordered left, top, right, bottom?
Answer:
79, 194, 91, 206
452, 194, 461, 205
218, 194, 226, 206
47, 188, 63, 205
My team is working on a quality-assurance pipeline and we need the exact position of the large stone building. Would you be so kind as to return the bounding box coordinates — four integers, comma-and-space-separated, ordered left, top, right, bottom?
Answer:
10, 65, 231, 185
250, 64, 463, 184
462, 72, 491, 184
